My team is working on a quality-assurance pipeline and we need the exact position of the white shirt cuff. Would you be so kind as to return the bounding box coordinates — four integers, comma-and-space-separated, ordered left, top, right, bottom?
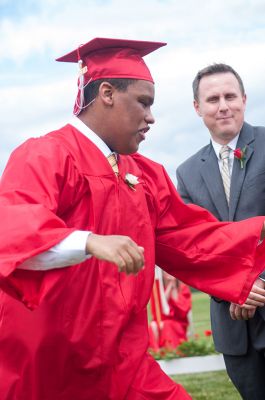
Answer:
18, 230, 91, 271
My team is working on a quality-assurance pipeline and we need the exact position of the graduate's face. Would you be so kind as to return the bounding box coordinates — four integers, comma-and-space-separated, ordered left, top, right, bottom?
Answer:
107, 80, 155, 154
194, 72, 246, 145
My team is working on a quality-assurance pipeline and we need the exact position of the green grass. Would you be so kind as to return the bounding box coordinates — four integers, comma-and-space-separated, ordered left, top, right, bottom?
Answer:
172, 371, 241, 400
148, 289, 240, 398
191, 291, 211, 336
172, 291, 240, 399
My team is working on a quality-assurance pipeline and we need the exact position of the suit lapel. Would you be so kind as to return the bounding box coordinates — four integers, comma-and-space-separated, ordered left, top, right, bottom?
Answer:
200, 144, 229, 220
229, 123, 254, 220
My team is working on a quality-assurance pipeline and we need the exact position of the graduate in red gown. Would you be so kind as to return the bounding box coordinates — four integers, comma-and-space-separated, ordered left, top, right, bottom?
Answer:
1, 38, 265, 400
160, 272, 192, 348
149, 269, 192, 350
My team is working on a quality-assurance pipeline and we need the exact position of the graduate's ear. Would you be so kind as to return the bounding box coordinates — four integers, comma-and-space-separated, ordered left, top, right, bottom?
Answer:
98, 82, 115, 106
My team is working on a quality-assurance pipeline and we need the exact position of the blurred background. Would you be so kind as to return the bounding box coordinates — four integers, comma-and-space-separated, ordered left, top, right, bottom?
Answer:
1, 0, 265, 182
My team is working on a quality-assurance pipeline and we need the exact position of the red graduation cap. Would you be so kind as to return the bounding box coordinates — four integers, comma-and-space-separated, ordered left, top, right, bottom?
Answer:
56, 37, 166, 115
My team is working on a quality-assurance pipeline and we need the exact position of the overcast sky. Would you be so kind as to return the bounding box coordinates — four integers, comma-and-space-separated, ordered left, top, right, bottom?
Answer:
1, 0, 265, 183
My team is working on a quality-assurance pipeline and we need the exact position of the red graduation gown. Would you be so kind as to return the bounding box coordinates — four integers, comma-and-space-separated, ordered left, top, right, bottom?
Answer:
160, 284, 192, 348
0, 124, 265, 399
149, 283, 191, 350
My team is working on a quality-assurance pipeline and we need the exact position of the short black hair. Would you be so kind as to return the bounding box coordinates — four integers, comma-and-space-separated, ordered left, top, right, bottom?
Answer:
192, 63, 245, 101
83, 78, 136, 105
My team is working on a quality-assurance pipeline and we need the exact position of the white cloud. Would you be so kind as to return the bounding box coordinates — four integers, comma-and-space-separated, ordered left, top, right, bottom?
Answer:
1, 0, 265, 178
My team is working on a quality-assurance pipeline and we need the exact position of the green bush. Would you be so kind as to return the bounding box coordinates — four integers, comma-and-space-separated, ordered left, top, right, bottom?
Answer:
149, 331, 217, 360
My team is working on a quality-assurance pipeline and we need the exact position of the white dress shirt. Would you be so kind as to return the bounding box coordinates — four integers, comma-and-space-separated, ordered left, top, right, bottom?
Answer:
18, 117, 112, 271
211, 133, 240, 175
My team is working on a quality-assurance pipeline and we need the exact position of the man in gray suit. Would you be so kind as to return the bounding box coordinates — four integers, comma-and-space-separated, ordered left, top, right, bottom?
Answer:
177, 63, 265, 399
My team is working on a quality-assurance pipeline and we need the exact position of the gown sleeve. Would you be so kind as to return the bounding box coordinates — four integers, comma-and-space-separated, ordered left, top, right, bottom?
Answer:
141, 160, 265, 305
0, 136, 78, 308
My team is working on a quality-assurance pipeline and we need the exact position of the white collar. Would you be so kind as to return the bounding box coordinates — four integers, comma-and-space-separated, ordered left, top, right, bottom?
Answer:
69, 116, 112, 157
211, 133, 240, 159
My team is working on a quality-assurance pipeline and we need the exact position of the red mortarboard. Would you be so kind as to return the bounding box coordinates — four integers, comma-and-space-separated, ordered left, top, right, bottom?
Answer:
56, 37, 166, 115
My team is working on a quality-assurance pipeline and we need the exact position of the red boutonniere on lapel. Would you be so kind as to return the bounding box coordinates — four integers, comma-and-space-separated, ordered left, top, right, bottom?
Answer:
234, 146, 247, 169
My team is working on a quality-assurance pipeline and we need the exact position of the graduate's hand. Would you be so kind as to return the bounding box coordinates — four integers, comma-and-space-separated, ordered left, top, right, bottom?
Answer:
229, 303, 256, 320
86, 233, 145, 275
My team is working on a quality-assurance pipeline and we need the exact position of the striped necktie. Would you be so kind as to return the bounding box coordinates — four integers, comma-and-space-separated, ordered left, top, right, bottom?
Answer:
219, 145, 231, 204
107, 153, 119, 176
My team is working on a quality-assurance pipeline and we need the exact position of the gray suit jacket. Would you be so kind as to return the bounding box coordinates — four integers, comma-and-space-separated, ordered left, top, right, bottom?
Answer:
177, 122, 265, 355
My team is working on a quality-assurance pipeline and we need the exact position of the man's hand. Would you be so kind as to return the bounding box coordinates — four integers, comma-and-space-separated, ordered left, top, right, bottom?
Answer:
229, 303, 256, 320
243, 278, 265, 309
230, 278, 265, 320
86, 233, 145, 275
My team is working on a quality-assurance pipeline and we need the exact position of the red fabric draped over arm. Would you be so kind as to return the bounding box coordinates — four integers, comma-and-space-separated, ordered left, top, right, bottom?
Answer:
132, 153, 265, 306
0, 135, 78, 307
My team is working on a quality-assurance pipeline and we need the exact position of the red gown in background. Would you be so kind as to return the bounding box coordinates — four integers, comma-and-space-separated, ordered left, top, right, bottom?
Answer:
149, 274, 192, 350
160, 283, 192, 348
0, 124, 265, 399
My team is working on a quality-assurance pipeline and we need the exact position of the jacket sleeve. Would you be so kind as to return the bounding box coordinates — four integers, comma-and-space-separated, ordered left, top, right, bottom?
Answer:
176, 167, 193, 204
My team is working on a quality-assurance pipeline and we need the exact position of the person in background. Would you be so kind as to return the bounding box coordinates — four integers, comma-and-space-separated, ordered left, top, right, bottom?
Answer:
161, 271, 192, 348
177, 63, 265, 399
1, 42, 265, 400
149, 268, 192, 350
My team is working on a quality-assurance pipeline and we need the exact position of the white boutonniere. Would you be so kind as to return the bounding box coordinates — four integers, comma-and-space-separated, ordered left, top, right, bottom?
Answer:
125, 173, 139, 191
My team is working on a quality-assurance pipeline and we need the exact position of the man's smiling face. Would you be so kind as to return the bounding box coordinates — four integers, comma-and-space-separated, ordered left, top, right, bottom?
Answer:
194, 72, 246, 144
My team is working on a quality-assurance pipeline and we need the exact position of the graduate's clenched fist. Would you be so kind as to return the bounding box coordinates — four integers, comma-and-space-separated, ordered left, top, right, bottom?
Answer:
86, 233, 145, 274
